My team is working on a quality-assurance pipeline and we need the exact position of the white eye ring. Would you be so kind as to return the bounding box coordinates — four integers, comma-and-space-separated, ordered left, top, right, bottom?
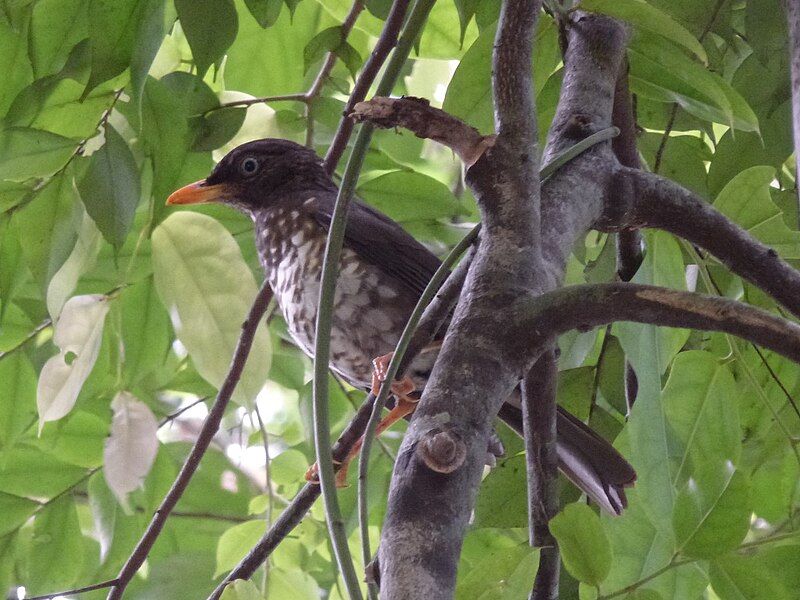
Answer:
241, 157, 259, 175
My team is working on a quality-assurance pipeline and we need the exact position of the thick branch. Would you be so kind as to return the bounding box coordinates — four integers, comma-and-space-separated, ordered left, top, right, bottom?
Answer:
324, 0, 413, 173
516, 283, 800, 363
787, 0, 800, 224
107, 284, 273, 600
603, 168, 800, 319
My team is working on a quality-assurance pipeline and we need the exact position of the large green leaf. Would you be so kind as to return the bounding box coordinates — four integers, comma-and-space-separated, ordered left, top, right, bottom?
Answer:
215, 519, 265, 577
713, 166, 800, 259
0, 16, 33, 116
77, 123, 140, 248
0, 493, 38, 537
673, 462, 751, 558
0, 351, 37, 453
473, 454, 527, 528
710, 553, 791, 600
618, 231, 689, 533
550, 503, 612, 586
27, 496, 84, 595
29, 0, 89, 78
662, 351, 741, 485
175, 0, 238, 77
151, 211, 272, 406
580, 0, 707, 63
456, 529, 538, 599
0, 127, 76, 181
357, 171, 464, 223
12, 170, 80, 290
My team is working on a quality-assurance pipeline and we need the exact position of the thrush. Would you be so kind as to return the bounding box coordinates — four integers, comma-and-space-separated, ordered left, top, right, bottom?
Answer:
167, 138, 636, 515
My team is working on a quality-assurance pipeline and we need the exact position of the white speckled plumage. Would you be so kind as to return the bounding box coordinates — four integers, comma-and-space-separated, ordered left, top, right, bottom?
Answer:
254, 203, 421, 388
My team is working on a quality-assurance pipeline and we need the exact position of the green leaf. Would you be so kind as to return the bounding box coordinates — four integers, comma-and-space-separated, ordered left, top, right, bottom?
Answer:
130, 0, 169, 105
618, 231, 689, 532
0, 16, 33, 116
27, 496, 84, 595
662, 351, 741, 485
85, 0, 150, 94
550, 503, 612, 586
121, 278, 171, 385
714, 166, 800, 259
474, 454, 527, 528
226, 0, 323, 98
357, 171, 464, 222
29, 0, 89, 78
176, 0, 238, 77
580, 0, 707, 63
710, 553, 791, 600
220, 579, 263, 600
456, 530, 538, 599
0, 492, 38, 537
37, 410, 106, 468
0, 350, 37, 453
87, 472, 144, 574
12, 170, 80, 290
215, 519, 266, 577
0, 127, 76, 181
151, 212, 272, 405
303, 26, 343, 74
673, 462, 751, 558
244, 0, 283, 28
191, 107, 247, 152
77, 124, 140, 248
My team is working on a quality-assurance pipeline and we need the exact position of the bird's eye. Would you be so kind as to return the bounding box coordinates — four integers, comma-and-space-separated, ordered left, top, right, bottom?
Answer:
240, 157, 259, 176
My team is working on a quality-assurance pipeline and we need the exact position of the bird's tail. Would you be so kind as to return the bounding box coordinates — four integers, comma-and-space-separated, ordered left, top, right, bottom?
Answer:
497, 403, 636, 515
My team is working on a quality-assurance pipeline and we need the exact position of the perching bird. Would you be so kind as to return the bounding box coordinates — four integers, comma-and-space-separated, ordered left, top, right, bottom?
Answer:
166, 138, 636, 514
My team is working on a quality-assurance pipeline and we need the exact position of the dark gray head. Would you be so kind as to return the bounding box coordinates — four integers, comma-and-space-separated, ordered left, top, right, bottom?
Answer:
167, 138, 336, 212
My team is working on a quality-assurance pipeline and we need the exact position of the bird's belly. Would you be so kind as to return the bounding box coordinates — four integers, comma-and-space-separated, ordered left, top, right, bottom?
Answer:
268, 243, 412, 388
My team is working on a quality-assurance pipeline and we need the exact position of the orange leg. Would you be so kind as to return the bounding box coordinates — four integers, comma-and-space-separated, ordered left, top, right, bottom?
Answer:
305, 353, 419, 487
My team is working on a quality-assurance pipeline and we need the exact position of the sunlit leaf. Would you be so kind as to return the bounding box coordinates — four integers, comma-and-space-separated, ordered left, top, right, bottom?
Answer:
0, 127, 76, 181
151, 212, 272, 405
104, 391, 159, 509
36, 294, 110, 432
215, 519, 266, 577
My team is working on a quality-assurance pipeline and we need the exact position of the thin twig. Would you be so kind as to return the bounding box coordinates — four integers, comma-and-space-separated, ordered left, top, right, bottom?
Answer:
0, 318, 52, 361
24, 579, 119, 600
106, 283, 273, 600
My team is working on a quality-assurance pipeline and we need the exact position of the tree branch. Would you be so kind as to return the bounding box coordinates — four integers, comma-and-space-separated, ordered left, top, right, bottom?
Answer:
787, 0, 800, 224
515, 283, 800, 363
106, 283, 273, 600
601, 168, 800, 319
324, 0, 413, 174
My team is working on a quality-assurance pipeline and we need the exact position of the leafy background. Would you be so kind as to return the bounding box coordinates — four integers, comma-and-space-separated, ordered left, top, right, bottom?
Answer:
0, 0, 799, 598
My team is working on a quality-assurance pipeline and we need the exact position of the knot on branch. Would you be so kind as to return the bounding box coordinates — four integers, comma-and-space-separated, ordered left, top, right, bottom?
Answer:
350, 96, 495, 168
417, 427, 467, 474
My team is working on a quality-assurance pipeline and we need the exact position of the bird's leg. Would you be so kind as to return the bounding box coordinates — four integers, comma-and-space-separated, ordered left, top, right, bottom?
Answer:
304, 355, 419, 488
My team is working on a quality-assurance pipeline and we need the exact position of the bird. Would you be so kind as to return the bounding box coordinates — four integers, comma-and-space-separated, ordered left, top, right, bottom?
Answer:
166, 137, 636, 515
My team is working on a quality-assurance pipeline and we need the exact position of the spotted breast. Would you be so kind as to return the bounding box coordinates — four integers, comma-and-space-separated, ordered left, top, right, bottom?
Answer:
254, 200, 420, 388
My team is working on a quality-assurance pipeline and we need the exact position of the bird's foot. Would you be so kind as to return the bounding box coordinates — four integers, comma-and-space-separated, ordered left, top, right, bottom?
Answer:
371, 352, 416, 399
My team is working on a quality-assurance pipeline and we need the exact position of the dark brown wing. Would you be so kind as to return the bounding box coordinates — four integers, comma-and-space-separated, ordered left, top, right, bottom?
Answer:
308, 193, 445, 298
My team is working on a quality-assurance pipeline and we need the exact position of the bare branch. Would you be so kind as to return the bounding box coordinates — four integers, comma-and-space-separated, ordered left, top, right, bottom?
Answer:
516, 283, 800, 363
787, 0, 800, 224
351, 96, 495, 167
601, 168, 800, 319
107, 283, 274, 600
324, 0, 413, 173
25, 579, 119, 600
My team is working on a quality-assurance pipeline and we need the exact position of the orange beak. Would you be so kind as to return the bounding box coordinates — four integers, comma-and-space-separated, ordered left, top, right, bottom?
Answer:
166, 180, 231, 205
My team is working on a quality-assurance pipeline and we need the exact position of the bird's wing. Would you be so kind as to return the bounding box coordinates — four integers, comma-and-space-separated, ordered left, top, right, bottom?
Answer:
308, 194, 445, 297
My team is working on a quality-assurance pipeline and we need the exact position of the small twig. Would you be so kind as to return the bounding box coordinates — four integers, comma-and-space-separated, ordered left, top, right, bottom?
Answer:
324, 0, 413, 173
207, 0, 365, 146
0, 318, 52, 361
106, 283, 273, 600
25, 579, 120, 600
158, 396, 209, 427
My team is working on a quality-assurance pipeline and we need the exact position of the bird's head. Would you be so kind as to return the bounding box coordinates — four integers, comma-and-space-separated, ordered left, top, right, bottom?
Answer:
166, 138, 336, 212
